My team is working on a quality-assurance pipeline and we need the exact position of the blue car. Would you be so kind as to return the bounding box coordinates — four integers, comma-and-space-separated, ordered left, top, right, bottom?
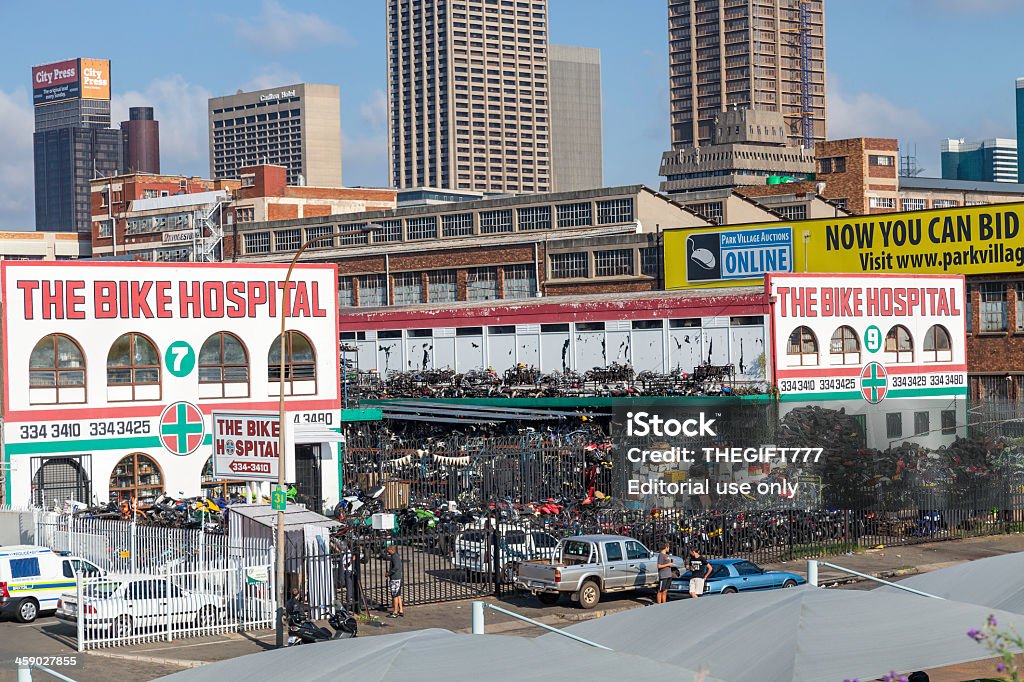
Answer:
669, 559, 805, 597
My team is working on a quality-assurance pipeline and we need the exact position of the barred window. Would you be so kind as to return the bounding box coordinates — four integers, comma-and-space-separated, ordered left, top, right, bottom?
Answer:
427, 270, 458, 303
358, 274, 386, 307
934, 199, 958, 208
244, 232, 271, 254
373, 219, 402, 243
467, 267, 499, 301
869, 196, 896, 209
594, 249, 633, 277
155, 247, 191, 262
980, 283, 1007, 332
641, 247, 659, 277
518, 205, 551, 231
556, 202, 592, 227
550, 252, 588, 279
833, 198, 848, 211
775, 204, 807, 221
407, 216, 438, 240
596, 198, 634, 224
98, 220, 113, 238
902, 198, 926, 211
338, 224, 370, 245
338, 278, 355, 307
442, 213, 474, 237
393, 272, 425, 304
274, 229, 301, 251
689, 201, 723, 222
480, 209, 513, 233
306, 225, 335, 249
503, 264, 536, 299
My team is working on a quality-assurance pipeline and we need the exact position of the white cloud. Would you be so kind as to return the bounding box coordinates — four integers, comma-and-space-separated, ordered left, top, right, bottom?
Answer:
231, 0, 351, 54
827, 79, 935, 142
242, 64, 304, 92
0, 88, 36, 230
112, 75, 213, 177
360, 89, 387, 130
341, 131, 388, 188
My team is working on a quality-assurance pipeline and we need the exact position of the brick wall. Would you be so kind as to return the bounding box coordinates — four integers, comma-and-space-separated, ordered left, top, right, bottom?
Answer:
965, 279, 1024, 376
267, 203, 299, 221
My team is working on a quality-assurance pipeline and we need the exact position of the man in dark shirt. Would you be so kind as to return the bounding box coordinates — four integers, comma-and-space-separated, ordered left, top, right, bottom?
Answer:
387, 544, 404, 618
688, 547, 712, 599
656, 541, 673, 604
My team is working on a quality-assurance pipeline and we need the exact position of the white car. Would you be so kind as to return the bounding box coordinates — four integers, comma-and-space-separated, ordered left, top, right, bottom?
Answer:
453, 525, 560, 583
0, 545, 104, 623
55, 575, 224, 637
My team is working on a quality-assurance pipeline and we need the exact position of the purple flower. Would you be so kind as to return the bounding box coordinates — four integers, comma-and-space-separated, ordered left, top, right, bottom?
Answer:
987, 614, 998, 628
967, 628, 987, 642
997, 663, 1007, 673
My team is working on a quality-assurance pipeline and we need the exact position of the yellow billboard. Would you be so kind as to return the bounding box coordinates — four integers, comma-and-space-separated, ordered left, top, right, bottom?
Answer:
664, 202, 1024, 289
78, 58, 110, 100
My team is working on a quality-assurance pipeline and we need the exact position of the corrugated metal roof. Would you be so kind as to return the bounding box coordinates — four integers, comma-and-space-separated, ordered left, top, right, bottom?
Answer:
900, 176, 1024, 193
130, 191, 228, 212
227, 503, 334, 530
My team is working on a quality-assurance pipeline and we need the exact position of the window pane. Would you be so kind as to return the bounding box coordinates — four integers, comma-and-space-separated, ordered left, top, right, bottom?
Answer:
199, 336, 223, 364
108, 334, 132, 366
133, 336, 159, 365
288, 333, 314, 362
59, 370, 85, 386
107, 368, 132, 384
30, 370, 56, 387
199, 367, 223, 382
30, 337, 54, 369
134, 368, 159, 384
222, 335, 247, 363
223, 365, 249, 381
56, 336, 83, 368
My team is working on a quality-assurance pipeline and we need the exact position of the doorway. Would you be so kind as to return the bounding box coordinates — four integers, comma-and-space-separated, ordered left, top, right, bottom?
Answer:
294, 444, 323, 514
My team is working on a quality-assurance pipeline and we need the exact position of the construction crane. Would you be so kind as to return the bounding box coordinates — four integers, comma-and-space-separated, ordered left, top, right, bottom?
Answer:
781, 0, 814, 149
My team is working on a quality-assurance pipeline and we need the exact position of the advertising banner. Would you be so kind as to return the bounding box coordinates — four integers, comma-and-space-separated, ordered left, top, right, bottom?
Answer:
78, 58, 110, 100
211, 411, 294, 481
32, 58, 80, 105
665, 202, 1024, 289
766, 273, 967, 402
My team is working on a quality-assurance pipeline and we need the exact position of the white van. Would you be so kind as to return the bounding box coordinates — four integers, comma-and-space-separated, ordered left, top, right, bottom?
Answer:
452, 525, 560, 584
0, 545, 104, 623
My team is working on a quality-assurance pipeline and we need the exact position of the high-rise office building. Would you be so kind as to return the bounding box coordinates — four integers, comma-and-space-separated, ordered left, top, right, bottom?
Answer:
665, 0, 826, 151
387, 0, 553, 193
548, 44, 603, 192
942, 138, 1019, 184
208, 84, 342, 187
1016, 78, 1024, 183
32, 58, 122, 232
121, 106, 160, 174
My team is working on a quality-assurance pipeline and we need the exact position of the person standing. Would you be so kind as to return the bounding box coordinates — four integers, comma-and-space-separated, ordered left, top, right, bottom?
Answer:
687, 547, 712, 599
386, 544, 404, 618
656, 541, 673, 604
339, 541, 356, 611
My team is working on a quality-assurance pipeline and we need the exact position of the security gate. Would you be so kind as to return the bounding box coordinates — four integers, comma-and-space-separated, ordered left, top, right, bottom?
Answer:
31, 455, 91, 510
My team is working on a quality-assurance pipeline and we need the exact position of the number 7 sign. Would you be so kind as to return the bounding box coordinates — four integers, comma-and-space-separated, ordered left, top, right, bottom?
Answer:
165, 340, 196, 377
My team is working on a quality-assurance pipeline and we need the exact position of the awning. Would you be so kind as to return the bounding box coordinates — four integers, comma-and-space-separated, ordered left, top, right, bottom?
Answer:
292, 423, 344, 444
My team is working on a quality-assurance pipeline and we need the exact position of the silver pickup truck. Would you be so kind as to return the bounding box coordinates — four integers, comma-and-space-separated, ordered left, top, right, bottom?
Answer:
515, 534, 686, 609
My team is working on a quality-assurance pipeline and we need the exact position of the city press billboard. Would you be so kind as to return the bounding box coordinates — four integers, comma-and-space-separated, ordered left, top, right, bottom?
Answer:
78, 58, 110, 100
665, 203, 1024, 289
32, 58, 80, 104
766, 273, 966, 402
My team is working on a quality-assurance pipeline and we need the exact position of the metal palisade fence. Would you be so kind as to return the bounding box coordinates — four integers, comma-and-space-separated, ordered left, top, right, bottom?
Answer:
71, 560, 275, 651
35, 511, 273, 573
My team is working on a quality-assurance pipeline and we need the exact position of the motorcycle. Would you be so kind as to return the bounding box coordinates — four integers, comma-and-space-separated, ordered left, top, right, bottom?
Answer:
286, 604, 358, 646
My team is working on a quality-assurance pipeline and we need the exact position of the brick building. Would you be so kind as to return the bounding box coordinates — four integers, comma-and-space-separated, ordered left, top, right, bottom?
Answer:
90, 165, 396, 261
226, 185, 711, 305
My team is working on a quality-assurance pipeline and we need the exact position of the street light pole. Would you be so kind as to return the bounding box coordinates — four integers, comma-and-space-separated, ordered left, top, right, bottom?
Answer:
274, 222, 380, 647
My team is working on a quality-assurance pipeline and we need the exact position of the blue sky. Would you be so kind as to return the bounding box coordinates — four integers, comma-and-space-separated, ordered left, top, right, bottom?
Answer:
1, 0, 1022, 229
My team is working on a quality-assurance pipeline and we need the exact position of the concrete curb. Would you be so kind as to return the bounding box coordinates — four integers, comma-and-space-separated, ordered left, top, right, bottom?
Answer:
87, 650, 207, 669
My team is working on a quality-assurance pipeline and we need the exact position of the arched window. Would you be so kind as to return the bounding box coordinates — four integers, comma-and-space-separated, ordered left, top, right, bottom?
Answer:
107, 333, 161, 401
109, 453, 163, 505
923, 324, 953, 362
200, 456, 249, 501
787, 326, 818, 366
199, 332, 250, 399
269, 331, 317, 396
29, 334, 86, 404
885, 325, 914, 363
829, 326, 861, 365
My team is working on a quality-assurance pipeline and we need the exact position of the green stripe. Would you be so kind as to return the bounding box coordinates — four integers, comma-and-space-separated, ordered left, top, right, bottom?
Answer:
888, 386, 968, 398
6, 434, 213, 456
780, 391, 862, 401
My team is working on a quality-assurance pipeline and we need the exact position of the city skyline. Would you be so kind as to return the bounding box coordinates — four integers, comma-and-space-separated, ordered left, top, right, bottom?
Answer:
1, 0, 1023, 229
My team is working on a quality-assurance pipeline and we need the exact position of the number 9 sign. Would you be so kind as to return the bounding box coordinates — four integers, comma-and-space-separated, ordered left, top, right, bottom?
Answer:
165, 340, 196, 377
864, 325, 882, 354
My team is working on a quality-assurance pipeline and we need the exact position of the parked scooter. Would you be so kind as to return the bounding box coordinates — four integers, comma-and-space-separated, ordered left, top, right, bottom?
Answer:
286, 604, 358, 646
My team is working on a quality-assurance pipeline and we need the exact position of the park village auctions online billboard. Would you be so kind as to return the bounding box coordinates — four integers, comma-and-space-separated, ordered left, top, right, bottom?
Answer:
767, 273, 967, 449
0, 261, 340, 508
664, 202, 1024, 289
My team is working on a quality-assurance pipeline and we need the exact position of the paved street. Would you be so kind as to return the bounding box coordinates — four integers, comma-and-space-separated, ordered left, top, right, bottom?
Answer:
4, 533, 1024, 681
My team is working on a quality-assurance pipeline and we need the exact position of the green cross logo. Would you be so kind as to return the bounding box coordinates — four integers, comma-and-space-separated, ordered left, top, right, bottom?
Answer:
159, 401, 205, 455
860, 362, 888, 404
